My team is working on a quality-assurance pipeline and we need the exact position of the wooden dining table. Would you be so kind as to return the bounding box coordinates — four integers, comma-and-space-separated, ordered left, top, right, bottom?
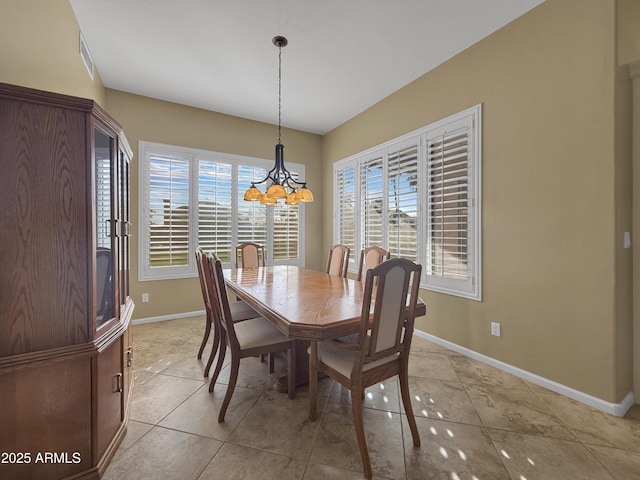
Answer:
223, 265, 426, 393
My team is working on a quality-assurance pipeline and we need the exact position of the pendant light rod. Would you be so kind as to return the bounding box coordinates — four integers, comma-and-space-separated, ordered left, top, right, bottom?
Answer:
274, 35, 287, 145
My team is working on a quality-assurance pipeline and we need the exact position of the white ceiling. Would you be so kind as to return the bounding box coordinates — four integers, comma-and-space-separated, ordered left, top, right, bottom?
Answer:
69, 0, 543, 135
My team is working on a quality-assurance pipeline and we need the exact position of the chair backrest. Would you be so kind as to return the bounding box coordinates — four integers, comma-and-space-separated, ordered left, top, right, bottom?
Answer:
96, 248, 113, 318
195, 248, 212, 312
357, 258, 422, 366
235, 242, 265, 269
204, 251, 240, 348
356, 246, 390, 282
326, 244, 350, 278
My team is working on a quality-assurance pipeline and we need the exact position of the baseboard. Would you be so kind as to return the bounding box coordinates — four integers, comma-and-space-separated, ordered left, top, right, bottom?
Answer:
128, 315, 634, 416
132, 310, 205, 326
414, 329, 635, 417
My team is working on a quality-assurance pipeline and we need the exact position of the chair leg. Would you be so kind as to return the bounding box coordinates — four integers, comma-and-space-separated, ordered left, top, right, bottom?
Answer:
399, 361, 421, 447
269, 352, 275, 373
287, 343, 296, 399
203, 321, 220, 377
209, 339, 227, 392
197, 312, 212, 359
218, 355, 240, 423
351, 388, 372, 479
308, 341, 318, 421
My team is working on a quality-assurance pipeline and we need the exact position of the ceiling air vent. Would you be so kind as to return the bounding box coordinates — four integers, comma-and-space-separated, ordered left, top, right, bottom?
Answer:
79, 31, 94, 80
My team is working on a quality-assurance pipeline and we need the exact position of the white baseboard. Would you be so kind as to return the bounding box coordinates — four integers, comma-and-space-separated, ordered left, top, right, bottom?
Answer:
128, 315, 633, 416
132, 310, 205, 326
414, 329, 635, 417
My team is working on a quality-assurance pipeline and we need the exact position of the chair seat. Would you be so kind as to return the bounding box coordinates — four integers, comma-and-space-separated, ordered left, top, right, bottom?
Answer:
230, 300, 260, 322
315, 338, 398, 378
235, 317, 289, 350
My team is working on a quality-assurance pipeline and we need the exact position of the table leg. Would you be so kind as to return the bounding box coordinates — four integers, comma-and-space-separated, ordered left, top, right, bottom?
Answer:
275, 339, 310, 394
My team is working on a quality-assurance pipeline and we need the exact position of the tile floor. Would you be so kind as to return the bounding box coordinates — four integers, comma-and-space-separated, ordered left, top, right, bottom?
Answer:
104, 316, 640, 480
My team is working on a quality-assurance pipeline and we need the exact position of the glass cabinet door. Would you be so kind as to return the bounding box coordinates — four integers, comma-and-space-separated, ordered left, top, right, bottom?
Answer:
95, 127, 115, 327
118, 147, 131, 305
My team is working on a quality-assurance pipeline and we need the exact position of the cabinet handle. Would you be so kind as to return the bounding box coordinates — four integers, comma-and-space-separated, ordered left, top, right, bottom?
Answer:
114, 219, 122, 237
115, 373, 123, 393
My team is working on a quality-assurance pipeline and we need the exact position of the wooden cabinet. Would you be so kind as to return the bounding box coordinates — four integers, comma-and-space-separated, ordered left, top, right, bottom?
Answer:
0, 83, 134, 480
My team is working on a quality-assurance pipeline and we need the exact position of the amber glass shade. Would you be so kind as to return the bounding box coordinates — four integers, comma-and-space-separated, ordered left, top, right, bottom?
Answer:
285, 192, 300, 205
260, 194, 276, 205
295, 186, 314, 203
244, 185, 262, 201
266, 183, 287, 199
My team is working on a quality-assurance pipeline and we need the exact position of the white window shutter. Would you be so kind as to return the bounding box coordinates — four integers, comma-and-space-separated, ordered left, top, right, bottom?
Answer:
424, 105, 481, 300
198, 159, 233, 263
95, 151, 112, 249
140, 143, 306, 280
360, 152, 385, 249
335, 162, 357, 255
332, 104, 481, 300
387, 139, 419, 261
237, 165, 268, 250
273, 204, 300, 261
147, 153, 190, 270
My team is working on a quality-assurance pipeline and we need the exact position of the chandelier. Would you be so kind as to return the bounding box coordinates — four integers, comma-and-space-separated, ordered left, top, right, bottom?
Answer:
243, 36, 314, 206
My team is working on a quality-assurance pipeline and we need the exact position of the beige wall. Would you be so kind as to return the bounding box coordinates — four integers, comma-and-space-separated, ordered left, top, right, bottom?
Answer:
622, 0, 640, 405
618, 0, 640, 66
104, 90, 323, 320
615, 0, 639, 404
631, 61, 640, 402
0, 0, 323, 322
323, 0, 630, 403
0, 0, 106, 104
1, 0, 637, 404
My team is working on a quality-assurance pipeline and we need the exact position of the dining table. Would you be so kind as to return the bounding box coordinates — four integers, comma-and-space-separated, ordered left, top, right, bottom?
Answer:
223, 265, 426, 393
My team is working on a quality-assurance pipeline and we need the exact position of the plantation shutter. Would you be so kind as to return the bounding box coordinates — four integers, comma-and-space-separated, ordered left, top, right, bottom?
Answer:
273, 204, 299, 260
426, 125, 470, 282
335, 163, 356, 255
139, 141, 307, 280
360, 152, 384, 248
332, 105, 480, 299
387, 139, 419, 261
273, 169, 301, 262
95, 150, 112, 249
198, 160, 233, 263
237, 165, 268, 249
147, 153, 190, 268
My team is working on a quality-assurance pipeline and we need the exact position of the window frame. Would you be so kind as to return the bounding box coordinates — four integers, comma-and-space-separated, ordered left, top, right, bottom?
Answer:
333, 104, 482, 300
139, 141, 306, 281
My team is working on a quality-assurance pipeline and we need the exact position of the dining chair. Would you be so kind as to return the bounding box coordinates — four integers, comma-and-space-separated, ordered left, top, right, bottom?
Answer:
96, 247, 113, 321
195, 248, 214, 362
325, 244, 350, 278
195, 248, 261, 377
204, 251, 296, 422
235, 242, 265, 269
308, 258, 422, 479
235, 242, 271, 365
356, 246, 390, 282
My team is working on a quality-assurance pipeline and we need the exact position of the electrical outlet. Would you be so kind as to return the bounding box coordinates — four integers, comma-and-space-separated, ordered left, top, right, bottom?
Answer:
142, 293, 149, 303
491, 322, 501, 337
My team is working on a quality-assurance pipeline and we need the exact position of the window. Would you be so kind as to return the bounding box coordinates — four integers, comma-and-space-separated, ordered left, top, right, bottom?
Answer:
139, 141, 305, 280
333, 105, 481, 300
335, 164, 356, 261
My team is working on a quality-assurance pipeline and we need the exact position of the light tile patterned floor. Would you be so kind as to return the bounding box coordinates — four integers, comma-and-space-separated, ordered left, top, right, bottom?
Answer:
104, 316, 640, 480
